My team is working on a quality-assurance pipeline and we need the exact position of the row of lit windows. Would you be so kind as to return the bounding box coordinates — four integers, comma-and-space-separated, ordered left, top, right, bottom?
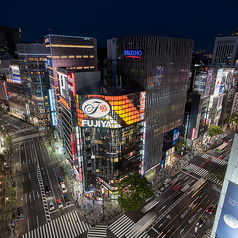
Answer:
67, 66, 94, 70
47, 55, 94, 59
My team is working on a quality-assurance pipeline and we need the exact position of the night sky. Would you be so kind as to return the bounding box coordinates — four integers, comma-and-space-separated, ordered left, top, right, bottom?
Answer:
1, 0, 238, 53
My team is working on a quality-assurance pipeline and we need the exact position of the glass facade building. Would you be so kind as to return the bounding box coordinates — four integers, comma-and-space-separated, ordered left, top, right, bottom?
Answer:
107, 36, 194, 174
44, 34, 97, 136
17, 44, 50, 127
76, 92, 146, 197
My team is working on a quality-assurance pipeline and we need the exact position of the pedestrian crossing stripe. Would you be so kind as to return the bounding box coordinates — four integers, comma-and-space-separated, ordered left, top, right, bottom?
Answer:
202, 228, 212, 238
108, 214, 151, 238
201, 153, 228, 166
21, 210, 90, 238
184, 164, 223, 186
12, 132, 44, 143
87, 225, 107, 238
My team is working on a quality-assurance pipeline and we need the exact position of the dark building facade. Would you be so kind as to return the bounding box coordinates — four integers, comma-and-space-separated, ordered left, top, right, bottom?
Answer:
17, 44, 50, 127
0, 26, 22, 59
107, 36, 193, 176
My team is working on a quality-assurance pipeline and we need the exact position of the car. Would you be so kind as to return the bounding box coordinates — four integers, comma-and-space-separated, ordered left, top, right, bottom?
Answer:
61, 183, 67, 194
57, 199, 63, 209
17, 207, 23, 219
49, 201, 54, 211
199, 162, 206, 168
45, 185, 51, 194
196, 217, 206, 228
58, 176, 64, 184
206, 157, 212, 162
64, 194, 70, 205
206, 205, 215, 214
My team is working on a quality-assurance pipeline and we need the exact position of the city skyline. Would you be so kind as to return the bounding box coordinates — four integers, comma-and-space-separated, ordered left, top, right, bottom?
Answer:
1, 0, 238, 53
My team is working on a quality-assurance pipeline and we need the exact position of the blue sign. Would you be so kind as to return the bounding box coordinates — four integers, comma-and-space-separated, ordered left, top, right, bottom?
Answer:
124, 50, 144, 59
173, 128, 179, 145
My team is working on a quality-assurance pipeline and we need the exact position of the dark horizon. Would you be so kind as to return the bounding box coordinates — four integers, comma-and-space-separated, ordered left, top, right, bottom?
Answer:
1, 0, 238, 54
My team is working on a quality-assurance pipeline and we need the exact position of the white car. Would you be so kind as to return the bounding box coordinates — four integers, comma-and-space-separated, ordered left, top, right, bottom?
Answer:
49, 201, 54, 211
61, 184, 67, 194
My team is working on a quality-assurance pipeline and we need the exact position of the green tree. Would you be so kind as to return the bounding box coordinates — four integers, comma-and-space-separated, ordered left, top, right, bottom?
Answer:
117, 173, 154, 211
208, 126, 223, 138
228, 113, 238, 125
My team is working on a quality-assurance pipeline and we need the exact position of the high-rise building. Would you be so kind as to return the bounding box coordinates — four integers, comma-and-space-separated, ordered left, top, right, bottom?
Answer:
5, 60, 27, 120
44, 34, 98, 136
17, 44, 50, 127
183, 66, 238, 149
0, 26, 22, 59
211, 133, 238, 238
107, 36, 193, 177
212, 35, 238, 67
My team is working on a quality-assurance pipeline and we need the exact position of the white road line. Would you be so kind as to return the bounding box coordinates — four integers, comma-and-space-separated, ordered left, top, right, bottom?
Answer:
65, 214, 73, 237
68, 211, 77, 237
72, 211, 82, 235
27, 219, 30, 234
62, 214, 71, 238
60, 216, 68, 238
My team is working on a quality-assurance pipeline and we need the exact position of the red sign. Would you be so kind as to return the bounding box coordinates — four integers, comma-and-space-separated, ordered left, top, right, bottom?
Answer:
191, 128, 196, 140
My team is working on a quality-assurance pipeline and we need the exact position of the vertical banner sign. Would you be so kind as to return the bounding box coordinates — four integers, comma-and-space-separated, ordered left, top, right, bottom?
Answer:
191, 128, 196, 140
71, 133, 75, 163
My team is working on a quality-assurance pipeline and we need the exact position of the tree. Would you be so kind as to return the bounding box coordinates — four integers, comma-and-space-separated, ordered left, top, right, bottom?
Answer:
208, 126, 223, 138
228, 113, 238, 125
117, 173, 154, 211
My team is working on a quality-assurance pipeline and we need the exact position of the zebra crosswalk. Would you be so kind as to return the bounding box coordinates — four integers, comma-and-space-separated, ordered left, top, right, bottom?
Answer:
12, 132, 44, 143
202, 228, 212, 238
87, 225, 107, 238
184, 164, 223, 186
108, 214, 151, 238
21, 210, 90, 238
201, 153, 228, 165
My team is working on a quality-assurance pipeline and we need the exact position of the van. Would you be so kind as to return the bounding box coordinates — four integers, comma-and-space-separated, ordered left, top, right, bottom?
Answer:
61, 184, 67, 194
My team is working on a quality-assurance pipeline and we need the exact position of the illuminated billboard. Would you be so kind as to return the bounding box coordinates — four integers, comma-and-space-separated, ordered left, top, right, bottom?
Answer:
76, 92, 146, 128
214, 69, 223, 96
48, 89, 57, 112
6, 65, 21, 84
216, 182, 238, 237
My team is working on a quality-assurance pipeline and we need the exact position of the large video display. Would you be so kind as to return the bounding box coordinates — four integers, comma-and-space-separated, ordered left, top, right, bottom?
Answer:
216, 182, 238, 237
76, 92, 146, 128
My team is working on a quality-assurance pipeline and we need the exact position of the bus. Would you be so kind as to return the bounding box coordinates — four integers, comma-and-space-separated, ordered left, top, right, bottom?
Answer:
216, 142, 229, 153
141, 197, 160, 213
188, 178, 207, 197
130, 211, 157, 237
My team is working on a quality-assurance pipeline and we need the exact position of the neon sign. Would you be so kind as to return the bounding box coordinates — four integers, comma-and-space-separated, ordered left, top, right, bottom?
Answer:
82, 99, 110, 118
82, 120, 112, 128
124, 50, 143, 59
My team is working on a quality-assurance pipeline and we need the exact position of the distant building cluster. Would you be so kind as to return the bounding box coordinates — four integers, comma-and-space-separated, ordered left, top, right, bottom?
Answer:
0, 26, 238, 198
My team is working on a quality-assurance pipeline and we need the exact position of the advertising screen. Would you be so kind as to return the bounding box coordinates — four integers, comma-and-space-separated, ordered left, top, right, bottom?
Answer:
194, 70, 208, 93
214, 69, 223, 96
76, 92, 146, 128
216, 182, 238, 237
172, 128, 179, 145
6, 65, 21, 84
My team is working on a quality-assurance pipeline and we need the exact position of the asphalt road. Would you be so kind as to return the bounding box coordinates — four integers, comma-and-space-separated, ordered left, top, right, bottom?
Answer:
1, 112, 234, 238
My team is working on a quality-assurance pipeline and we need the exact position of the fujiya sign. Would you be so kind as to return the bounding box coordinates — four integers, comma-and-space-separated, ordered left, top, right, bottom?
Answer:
82, 99, 110, 118
82, 120, 112, 128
